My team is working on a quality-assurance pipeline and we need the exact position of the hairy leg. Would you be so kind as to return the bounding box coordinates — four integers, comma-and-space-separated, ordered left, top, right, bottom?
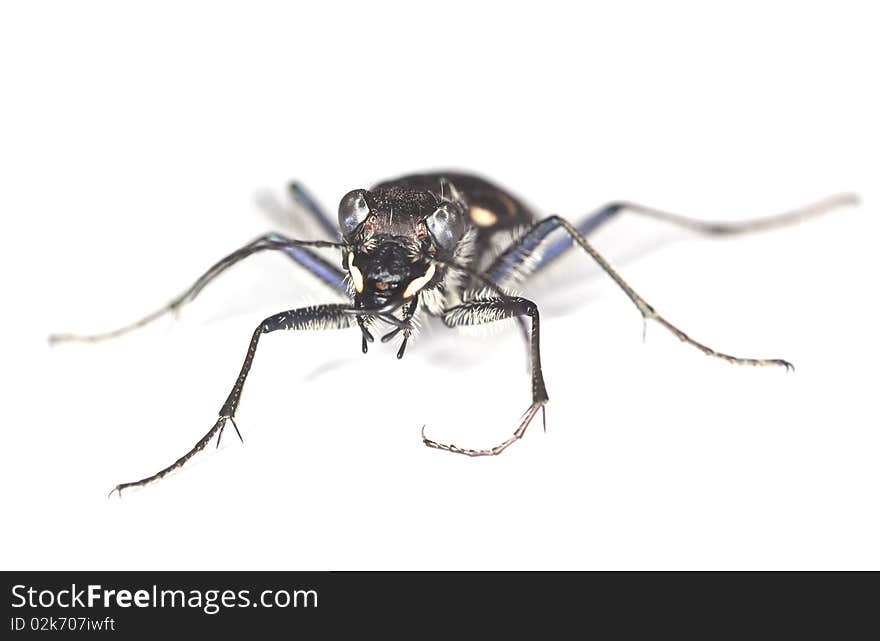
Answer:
421, 296, 547, 457
110, 303, 357, 494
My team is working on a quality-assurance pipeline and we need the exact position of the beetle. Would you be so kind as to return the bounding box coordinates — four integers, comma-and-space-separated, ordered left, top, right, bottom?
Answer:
50, 171, 858, 494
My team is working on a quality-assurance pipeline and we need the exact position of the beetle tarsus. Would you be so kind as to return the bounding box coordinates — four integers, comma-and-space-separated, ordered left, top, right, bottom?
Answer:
421, 402, 546, 457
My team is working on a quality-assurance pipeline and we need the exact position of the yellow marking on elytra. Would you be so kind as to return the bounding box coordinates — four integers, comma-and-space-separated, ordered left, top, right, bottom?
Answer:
469, 205, 498, 227
402, 263, 436, 299
348, 252, 364, 293
497, 192, 517, 215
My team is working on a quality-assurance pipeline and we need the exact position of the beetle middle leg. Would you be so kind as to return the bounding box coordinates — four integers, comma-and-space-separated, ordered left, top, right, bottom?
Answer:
49, 234, 346, 345
110, 303, 358, 495
492, 215, 795, 369
421, 296, 548, 457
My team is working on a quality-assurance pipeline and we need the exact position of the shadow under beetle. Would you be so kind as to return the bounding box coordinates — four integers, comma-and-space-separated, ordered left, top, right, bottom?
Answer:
50, 171, 859, 494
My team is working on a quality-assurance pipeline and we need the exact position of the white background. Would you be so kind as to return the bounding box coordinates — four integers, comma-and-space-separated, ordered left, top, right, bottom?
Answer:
1, 1, 877, 570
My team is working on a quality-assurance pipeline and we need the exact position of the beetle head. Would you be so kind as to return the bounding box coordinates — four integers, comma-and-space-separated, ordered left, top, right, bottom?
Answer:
338, 181, 467, 309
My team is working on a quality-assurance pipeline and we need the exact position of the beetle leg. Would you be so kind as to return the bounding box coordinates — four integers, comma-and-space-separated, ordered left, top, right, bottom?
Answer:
49, 234, 346, 345
487, 193, 858, 283
110, 304, 358, 495
513, 216, 797, 368
286, 181, 340, 240
421, 296, 548, 457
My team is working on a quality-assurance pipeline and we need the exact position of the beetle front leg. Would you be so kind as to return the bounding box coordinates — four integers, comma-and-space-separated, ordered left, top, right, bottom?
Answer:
421, 296, 548, 457
110, 304, 357, 495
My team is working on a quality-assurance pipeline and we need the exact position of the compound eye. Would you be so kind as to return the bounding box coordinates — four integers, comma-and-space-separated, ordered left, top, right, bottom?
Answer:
338, 189, 371, 239
426, 203, 466, 252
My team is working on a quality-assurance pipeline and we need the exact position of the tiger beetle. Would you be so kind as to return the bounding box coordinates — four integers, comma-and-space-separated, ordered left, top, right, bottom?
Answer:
49, 172, 859, 495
